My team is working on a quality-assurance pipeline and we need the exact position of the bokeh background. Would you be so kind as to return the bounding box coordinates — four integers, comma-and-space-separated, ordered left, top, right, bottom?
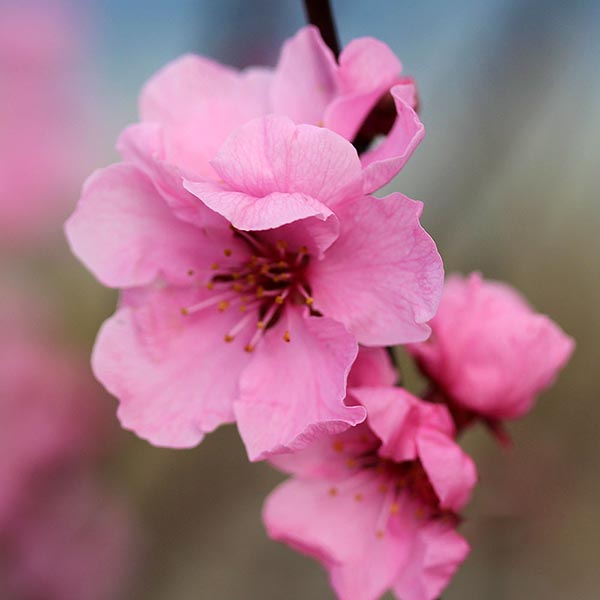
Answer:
1, 0, 598, 598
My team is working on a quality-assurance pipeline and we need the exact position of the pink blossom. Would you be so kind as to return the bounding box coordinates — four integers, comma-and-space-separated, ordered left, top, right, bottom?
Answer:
0, 474, 136, 600
408, 272, 575, 422
65, 115, 443, 460
264, 350, 476, 600
122, 26, 422, 199
0, 294, 136, 599
0, 1, 87, 247
0, 296, 106, 528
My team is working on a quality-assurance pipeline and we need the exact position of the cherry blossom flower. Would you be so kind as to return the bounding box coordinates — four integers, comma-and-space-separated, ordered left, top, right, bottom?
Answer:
408, 272, 575, 424
0, 293, 137, 600
0, 1, 87, 247
264, 349, 476, 600
66, 113, 443, 460
120, 25, 423, 202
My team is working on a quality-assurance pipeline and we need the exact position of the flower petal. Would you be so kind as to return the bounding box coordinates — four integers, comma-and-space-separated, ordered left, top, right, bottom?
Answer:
347, 346, 398, 388
361, 86, 425, 194
324, 37, 402, 140
92, 286, 252, 448
264, 477, 403, 600
235, 308, 364, 461
65, 164, 220, 288
140, 54, 271, 176
417, 428, 477, 512
310, 193, 444, 345
393, 520, 470, 600
271, 26, 338, 126
184, 115, 363, 230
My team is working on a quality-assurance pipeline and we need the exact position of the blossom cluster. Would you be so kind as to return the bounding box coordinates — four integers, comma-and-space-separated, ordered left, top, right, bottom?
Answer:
66, 26, 574, 600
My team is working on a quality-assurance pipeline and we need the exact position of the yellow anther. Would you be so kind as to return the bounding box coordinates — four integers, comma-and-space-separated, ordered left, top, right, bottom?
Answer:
181, 308, 189, 316
283, 331, 291, 343
224, 248, 232, 257
354, 493, 363, 502
224, 334, 234, 343
276, 240, 288, 250
256, 286, 265, 298
332, 440, 344, 453
232, 282, 244, 292
390, 502, 399, 515
298, 245, 309, 254
247, 274, 256, 285
272, 275, 280, 282
244, 344, 254, 353
257, 321, 266, 329
328, 487, 338, 497
277, 260, 288, 268
206, 282, 214, 290
275, 295, 284, 304
217, 301, 229, 312
232, 272, 241, 280
375, 530, 385, 539
211, 262, 219, 270
239, 304, 247, 313
316, 120, 324, 127
305, 296, 314, 306
187, 269, 195, 276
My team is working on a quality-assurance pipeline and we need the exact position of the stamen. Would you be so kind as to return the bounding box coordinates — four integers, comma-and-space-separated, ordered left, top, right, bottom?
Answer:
187, 269, 195, 276
283, 330, 291, 342
224, 312, 256, 343
296, 284, 314, 306
181, 291, 235, 316
223, 248, 232, 257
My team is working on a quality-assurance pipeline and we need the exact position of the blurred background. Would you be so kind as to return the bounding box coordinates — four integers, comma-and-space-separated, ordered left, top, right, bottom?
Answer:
1, 0, 598, 598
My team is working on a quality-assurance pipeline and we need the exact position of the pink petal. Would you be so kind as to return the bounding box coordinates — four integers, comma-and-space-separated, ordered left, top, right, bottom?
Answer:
263, 477, 403, 600
116, 123, 219, 230
65, 164, 220, 288
184, 115, 363, 230
235, 308, 364, 461
271, 26, 338, 126
92, 286, 253, 448
310, 193, 444, 345
324, 37, 402, 140
361, 86, 425, 194
347, 346, 398, 388
351, 387, 420, 462
184, 183, 335, 232
393, 520, 470, 600
417, 428, 477, 512
140, 54, 271, 176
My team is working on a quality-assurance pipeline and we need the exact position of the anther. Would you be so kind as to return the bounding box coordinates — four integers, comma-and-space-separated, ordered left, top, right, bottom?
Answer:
305, 296, 314, 306
206, 282, 214, 290
346, 458, 357, 468
187, 269, 195, 276
224, 334, 234, 343
211, 262, 219, 270
379, 484, 389, 493
283, 330, 291, 342
181, 308, 189, 316
354, 493, 363, 502
257, 321, 266, 329
415, 507, 425, 519
328, 487, 338, 497
375, 530, 385, 539
332, 440, 344, 453
244, 344, 254, 353
224, 248, 232, 257
275, 295, 284, 304
390, 502, 399, 515
232, 282, 244, 292
217, 301, 229, 312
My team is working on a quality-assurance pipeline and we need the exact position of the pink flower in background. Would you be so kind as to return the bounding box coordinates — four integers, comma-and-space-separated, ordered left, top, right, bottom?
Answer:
0, 1, 88, 247
408, 273, 574, 422
66, 116, 443, 459
0, 475, 137, 600
0, 297, 106, 528
264, 349, 476, 600
121, 25, 422, 200
0, 293, 137, 600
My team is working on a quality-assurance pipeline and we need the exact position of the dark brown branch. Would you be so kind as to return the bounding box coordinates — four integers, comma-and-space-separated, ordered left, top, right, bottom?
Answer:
302, 0, 340, 58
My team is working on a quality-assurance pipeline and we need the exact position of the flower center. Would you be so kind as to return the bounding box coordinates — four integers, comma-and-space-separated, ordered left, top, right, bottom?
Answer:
181, 228, 315, 352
